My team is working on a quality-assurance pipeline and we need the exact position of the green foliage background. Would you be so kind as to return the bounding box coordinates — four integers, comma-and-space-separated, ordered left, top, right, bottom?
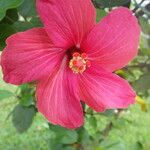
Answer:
0, 0, 150, 150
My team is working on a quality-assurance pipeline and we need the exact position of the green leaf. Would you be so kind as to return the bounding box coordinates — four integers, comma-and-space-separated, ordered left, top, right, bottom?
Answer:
0, 89, 14, 100
0, 24, 16, 51
100, 140, 126, 150
0, 0, 23, 21
128, 142, 143, 150
49, 125, 78, 144
96, 9, 107, 22
0, 9, 18, 24
20, 95, 35, 107
63, 146, 76, 150
89, 116, 97, 128
12, 17, 42, 32
140, 34, 150, 50
61, 130, 78, 144
18, 0, 36, 18
12, 104, 36, 133
18, 84, 35, 107
112, 118, 126, 129
139, 16, 150, 35
141, 48, 150, 55
95, 0, 130, 8
77, 127, 90, 143
102, 110, 115, 116
134, 73, 150, 92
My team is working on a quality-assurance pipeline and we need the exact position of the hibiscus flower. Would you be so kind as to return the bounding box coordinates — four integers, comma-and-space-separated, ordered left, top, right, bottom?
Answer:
1, 0, 140, 129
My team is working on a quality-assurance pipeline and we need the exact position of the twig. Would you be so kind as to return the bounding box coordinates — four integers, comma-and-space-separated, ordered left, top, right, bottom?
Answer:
136, 3, 150, 17
101, 122, 113, 137
132, 0, 145, 13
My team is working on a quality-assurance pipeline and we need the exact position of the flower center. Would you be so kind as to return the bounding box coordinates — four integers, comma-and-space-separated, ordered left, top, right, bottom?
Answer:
69, 52, 91, 74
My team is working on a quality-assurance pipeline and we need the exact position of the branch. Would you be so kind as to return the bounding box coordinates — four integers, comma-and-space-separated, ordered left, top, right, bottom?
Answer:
135, 2, 150, 17
132, 0, 145, 13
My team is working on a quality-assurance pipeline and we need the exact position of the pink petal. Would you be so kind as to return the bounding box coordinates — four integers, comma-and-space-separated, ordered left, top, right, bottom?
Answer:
78, 65, 136, 112
1, 28, 64, 85
36, 57, 83, 129
81, 7, 140, 72
37, 0, 96, 49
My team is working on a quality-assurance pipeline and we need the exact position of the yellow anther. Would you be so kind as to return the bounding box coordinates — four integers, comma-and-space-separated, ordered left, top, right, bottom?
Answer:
69, 52, 91, 74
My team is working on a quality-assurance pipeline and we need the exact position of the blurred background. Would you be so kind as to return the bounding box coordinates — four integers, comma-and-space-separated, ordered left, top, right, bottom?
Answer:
0, 0, 150, 150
